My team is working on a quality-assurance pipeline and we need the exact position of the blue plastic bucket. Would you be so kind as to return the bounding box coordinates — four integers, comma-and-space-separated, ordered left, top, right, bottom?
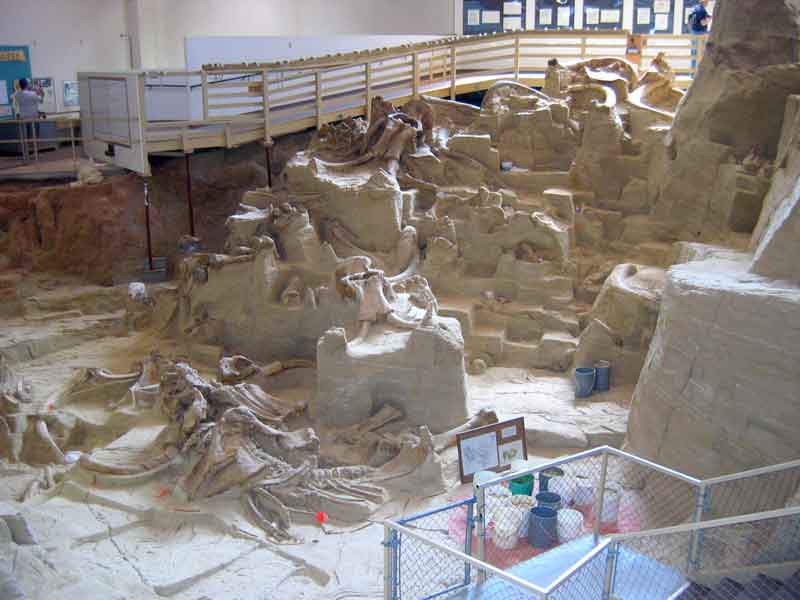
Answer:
528, 507, 558, 549
536, 491, 562, 511
575, 368, 596, 398
594, 361, 610, 392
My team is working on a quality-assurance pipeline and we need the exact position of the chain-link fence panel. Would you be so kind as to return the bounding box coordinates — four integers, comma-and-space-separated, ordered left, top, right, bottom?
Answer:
543, 544, 609, 600
394, 499, 477, 599
613, 531, 693, 599
605, 452, 699, 533
695, 511, 800, 573
480, 453, 606, 573
705, 466, 800, 520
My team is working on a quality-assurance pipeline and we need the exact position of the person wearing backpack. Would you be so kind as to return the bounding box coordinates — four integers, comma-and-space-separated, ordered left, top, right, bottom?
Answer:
688, 0, 712, 34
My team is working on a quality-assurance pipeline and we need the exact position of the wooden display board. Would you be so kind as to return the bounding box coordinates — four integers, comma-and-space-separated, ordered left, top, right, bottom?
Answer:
583, 0, 624, 31
456, 417, 528, 483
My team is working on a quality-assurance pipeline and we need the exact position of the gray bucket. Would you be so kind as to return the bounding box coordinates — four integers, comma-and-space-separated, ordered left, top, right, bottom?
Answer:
575, 367, 596, 398
528, 506, 558, 549
536, 491, 562, 511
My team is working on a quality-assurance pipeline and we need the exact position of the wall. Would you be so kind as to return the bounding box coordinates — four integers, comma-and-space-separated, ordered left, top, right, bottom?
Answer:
0, 0, 130, 112
135, 0, 458, 69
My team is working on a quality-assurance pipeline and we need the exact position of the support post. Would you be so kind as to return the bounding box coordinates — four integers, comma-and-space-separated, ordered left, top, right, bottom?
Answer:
143, 178, 154, 271
315, 71, 323, 129
412, 52, 420, 98
450, 45, 457, 100
264, 143, 273, 189
185, 153, 195, 237
593, 451, 610, 544
201, 71, 209, 120
365, 62, 372, 121
476, 486, 487, 584
69, 120, 78, 173
602, 541, 619, 600
261, 68, 271, 141
688, 484, 709, 573
32, 119, 39, 163
514, 36, 521, 81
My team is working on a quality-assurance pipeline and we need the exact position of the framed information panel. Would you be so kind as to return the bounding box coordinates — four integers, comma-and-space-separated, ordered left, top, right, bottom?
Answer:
583, 0, 624, 31
464, 0, 527, 35
456, 417, 528, 483
535, 0, 575, 30
636, 0, 675, 34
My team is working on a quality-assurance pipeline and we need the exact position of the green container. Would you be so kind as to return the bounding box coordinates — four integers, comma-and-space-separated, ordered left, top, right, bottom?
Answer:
509, 474, 534, 496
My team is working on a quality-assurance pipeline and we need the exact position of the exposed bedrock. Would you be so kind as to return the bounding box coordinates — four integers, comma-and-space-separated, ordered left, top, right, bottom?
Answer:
314, 320, 469, 433
625, 251, 800, 478
649, 0, 800, 237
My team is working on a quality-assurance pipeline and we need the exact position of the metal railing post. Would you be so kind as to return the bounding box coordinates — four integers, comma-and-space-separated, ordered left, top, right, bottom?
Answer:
476, 485, 487, 584
365, 62, 372, 121
464, 501, 475, 585
383, 523, 394, 600
32, 119, 39, 163
602, 541, 619, 600
593, 451, 610, 544
688, 483, 709, 574
70, 120, 78, 175
201, 71, 209, 120
261, 68, 270, 142
514, 35, 521, 81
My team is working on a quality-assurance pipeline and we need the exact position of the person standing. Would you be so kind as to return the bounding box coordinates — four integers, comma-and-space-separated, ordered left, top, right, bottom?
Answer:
12, 79, 43, 160
688, 0, 712, 34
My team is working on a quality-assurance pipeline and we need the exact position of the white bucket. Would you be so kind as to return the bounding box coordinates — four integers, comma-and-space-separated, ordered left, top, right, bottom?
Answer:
600, 488, 621, 524
574, 482, 596, 508
508, 495, 535, 538
492, 505, 525, 550
548, 477, 574, 505
557, 509, 585, 543
486, 485, 512, 522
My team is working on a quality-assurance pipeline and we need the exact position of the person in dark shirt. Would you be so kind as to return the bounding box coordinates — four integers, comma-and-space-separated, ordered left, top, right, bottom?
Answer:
689, 0, 712, 33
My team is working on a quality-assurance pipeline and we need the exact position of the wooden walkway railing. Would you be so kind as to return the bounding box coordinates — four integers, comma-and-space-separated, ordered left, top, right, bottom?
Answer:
79, 30, 708, 173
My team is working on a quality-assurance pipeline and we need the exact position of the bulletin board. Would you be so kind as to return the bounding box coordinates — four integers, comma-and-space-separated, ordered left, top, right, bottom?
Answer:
456, 417, 528, 483
636, 0, 675, 34
535, 0, 576, 31
583, 0, 625, 31
464, 0, 527, 35
0, 46, 32, 120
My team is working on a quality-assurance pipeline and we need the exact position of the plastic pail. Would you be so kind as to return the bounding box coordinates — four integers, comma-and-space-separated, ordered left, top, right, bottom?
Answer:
539, 467, 565, 492
594, 361, 611, 392
557, 509, 585, 543
575, 368, 596, 398
528, 507, 558, 549
536, 491, 562, 511
509, 474, 534, 496
600, 488, 621, 524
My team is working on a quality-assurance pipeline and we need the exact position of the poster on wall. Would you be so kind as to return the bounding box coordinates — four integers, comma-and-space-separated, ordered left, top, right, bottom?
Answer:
503, 16, 522, 30
637, 7, 652, 24
655, 12, 670, 30
32, 78, 56, 113
503, 1, 522, 15
583, 0, 623, 30
464, 0, 528, 35
635, 0, 674, 33
63, 81, 79, 108
482, 10, 501, 24
0, 81, 8, 105
539, 8, 553, 25
535, 0, 573, 30
468, 9, 481, 25
600, 9, 620, 23
557, 6, 571, 26
585, 7, 600, 25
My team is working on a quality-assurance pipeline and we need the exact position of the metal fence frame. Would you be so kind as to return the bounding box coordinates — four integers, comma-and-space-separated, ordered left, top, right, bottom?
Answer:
385, 446, 800, 600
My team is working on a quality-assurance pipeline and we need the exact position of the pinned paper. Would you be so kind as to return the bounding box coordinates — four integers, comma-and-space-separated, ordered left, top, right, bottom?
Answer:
467, 9, 480, 26
503, 1, 522, 16
585, 7, 600, 25
482, 10, 501, 24
539, 8, 553, 25
557, 6, 571, 27
600, 9, 620, 23
637, 7, 652, 25
504, 16, 522, 30
655, 12, 670, 30
654, 0, 670, 13
0, 82, 8, 105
